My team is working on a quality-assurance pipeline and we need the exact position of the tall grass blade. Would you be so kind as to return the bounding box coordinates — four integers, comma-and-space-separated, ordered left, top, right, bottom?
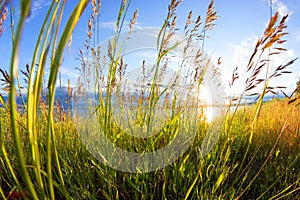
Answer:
46, 1, 88, 199
8, 0, 39, 199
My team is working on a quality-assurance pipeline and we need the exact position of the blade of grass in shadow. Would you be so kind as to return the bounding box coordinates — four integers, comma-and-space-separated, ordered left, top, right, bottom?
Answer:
0, 138, 23, 198
257, 153, 300, 199
1, 99, 28, 196
0, 187, 4, 200
270, 181, 300, 200
236, 123, 288, 199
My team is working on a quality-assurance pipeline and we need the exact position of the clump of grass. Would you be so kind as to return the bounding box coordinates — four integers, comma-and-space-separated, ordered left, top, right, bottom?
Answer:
1, 0, 89, 199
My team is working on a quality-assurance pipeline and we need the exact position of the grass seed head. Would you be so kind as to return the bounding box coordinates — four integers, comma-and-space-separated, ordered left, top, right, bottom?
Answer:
204, 0, 218, 31
0, 6, 8, 36
129, 9, 138, 32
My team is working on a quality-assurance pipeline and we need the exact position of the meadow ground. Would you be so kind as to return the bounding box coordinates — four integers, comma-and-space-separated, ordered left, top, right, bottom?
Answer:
1, 98, 299, 199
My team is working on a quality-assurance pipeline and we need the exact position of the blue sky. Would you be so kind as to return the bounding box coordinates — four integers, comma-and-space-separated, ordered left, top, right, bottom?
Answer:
0, 0, 299, 96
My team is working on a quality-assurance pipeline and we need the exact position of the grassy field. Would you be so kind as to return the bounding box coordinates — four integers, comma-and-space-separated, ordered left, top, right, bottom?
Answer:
0, 0, 300, 199
0, 98, 299, 199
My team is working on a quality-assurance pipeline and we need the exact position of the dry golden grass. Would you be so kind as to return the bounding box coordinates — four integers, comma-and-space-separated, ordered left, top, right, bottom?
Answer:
244, 98, 300, 149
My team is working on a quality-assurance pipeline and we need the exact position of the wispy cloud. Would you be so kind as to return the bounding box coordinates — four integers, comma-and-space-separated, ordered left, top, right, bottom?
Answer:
99, 21, 149, 31
131, 51, 157, 58
294, 30, 300, 42
27, 0, 52, 21
59, 67, 79, 79
230, 35, 259, 69
268, 0, 292, 17
99, 21, 116, 30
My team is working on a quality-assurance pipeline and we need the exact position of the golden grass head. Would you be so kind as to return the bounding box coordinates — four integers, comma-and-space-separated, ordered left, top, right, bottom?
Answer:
204, 0, 218, 31
0, 5, 8, 36
184, 11, 193, 30
92, 0, 101, 15
129, 9, 138, 32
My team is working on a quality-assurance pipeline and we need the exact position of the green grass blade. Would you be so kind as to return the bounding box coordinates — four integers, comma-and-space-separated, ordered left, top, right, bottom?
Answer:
0, 145, 22, 196
27, 2, 59, 198
45, 1, 88, 199
8, 0, 39, 199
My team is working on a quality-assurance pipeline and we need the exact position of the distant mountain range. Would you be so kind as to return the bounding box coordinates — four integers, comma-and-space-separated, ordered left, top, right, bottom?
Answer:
228, 92, 289, 105
0, 86, 72, 108
0, 86, 290, 109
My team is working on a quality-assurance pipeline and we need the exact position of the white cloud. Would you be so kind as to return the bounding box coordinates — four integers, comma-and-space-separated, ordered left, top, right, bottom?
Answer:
99, 21, 150, 32
26, 0, 52, 21
294, 30, 300, 42
59, 67, 79, 79
99, 22, 116, 30
277, 2, 291, 17
269, 0, 292, 17
131, 51, 157, 58
225, 36, 258, 95
99, 21, 133, 31
230, 35, 259, 70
